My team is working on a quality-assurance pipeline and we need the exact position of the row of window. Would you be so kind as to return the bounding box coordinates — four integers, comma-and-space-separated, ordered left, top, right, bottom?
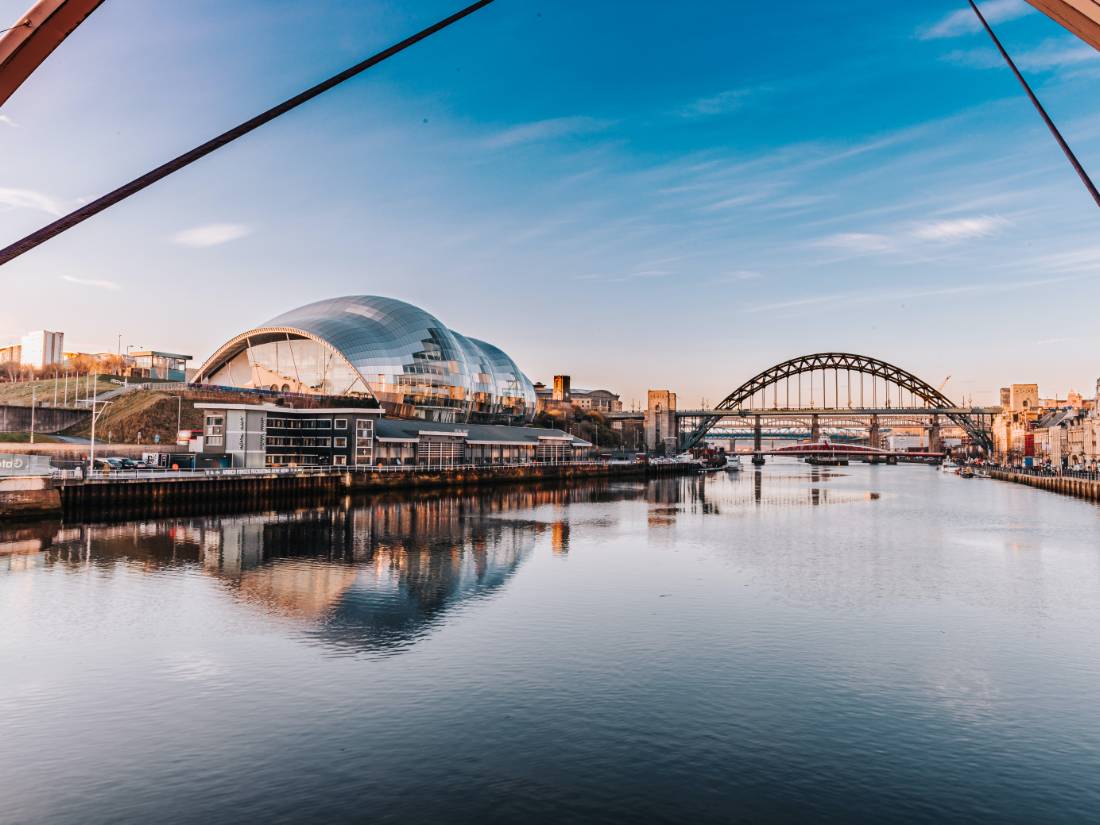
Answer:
266, 436, 350, 448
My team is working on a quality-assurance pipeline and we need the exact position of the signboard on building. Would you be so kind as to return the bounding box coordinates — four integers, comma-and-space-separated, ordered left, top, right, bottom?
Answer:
0, 453, 52, 476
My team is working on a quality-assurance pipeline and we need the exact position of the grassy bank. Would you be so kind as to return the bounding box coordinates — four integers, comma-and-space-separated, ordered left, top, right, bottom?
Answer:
0, 432, 64, 444
0, 376, 118, 406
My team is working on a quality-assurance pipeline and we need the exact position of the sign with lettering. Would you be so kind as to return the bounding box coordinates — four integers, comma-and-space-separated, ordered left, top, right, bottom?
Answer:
0, 453, 52, 476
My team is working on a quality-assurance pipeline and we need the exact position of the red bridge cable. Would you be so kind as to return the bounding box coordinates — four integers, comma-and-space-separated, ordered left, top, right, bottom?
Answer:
0, 0, 497, 267
968, 0, 1100, 209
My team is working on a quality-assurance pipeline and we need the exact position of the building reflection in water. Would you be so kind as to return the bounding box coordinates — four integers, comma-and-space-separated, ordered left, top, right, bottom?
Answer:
4, 468, 882, 652
551, 520, 570, 555
24, 483, 649, 655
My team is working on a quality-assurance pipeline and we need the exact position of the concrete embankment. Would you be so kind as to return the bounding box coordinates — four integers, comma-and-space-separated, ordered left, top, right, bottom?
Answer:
0, 475, 62, 519
990, 470, 1100, 503
1, 462, 692, 523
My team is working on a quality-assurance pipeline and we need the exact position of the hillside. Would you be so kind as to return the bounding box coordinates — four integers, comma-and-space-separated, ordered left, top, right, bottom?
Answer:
62, 389, 206, 444
0, 376, 119, 406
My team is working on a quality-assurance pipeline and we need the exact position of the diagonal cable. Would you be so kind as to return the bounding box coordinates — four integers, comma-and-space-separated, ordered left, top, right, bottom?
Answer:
0, 0, 496, 267
968, 0, 1100, 208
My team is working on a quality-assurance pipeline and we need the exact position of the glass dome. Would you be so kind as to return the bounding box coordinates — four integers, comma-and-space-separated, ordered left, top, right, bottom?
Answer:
195, 296, 537, 424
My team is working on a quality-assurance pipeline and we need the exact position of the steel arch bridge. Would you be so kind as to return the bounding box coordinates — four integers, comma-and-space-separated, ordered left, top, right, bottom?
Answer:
680, 352, 994, 452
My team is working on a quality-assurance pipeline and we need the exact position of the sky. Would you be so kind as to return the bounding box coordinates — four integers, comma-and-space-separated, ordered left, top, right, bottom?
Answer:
1, 0, 1098, 406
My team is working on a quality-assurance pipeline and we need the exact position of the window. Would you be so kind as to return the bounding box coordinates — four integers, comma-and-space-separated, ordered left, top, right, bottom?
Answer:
333, 455, 347, 466
334, 437, 347, 448
204, 414, 224, 437
334, 418, 348, 429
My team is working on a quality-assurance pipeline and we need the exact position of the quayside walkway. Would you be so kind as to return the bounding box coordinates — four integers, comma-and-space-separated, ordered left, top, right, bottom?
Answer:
1, 460, 692, 522
990, 467, 1100, 504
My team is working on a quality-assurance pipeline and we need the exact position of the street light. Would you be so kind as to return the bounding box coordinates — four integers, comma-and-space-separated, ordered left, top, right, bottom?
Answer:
88, 372, 112, 473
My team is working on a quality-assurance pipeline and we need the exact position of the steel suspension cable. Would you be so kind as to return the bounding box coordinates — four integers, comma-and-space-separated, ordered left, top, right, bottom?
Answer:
0, 0, 496, 267
968, 0, 1100, 209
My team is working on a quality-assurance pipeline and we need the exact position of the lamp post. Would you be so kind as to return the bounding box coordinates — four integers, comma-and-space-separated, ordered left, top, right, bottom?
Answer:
88, 397, 112, 473
124, 344, 141, 386
30, 384, 35, 444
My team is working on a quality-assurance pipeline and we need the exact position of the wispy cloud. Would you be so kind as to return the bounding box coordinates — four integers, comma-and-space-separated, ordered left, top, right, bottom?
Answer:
714, 269, 764, 282
1034, 336, 1076, 346
945, 37, 1100, 72
0, 187, 65, 216
61, 275, 120, 291
813, 215, 1010, 260
0, 115, 16, 127
171, 223, 252, 247
748, 273, 1084, 314
482, 116, 612, 149
918, 0, 1031, 40
679, 88, 754, 118
813, 232, 893, 253
910, 215, 1008, 241
699, 192, 772, 212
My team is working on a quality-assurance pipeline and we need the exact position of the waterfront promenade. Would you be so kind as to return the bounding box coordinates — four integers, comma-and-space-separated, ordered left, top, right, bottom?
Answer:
0, 459, 694, 521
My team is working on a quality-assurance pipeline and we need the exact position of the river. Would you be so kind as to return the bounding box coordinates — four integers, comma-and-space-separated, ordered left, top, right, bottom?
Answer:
2, 460, 1100, 823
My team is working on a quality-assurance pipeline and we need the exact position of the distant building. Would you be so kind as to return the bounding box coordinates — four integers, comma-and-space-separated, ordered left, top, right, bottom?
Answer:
534, 376, 622, 414
0, 330, 64, 368
193, 402, 590, 469
1009, 384, 1039, 411
552, 375, 571, 403
129, 351, 192, 382
571, 388, 623, 413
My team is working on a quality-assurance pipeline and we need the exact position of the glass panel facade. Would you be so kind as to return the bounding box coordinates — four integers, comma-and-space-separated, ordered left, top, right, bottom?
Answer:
199, 296, 536, 425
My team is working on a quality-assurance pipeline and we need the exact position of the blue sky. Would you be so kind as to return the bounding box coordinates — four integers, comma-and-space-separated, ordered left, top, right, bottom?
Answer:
1, 0, 1098, 406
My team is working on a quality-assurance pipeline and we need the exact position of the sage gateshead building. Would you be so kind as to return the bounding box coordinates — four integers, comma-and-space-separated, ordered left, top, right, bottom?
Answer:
193, 296, 537, 425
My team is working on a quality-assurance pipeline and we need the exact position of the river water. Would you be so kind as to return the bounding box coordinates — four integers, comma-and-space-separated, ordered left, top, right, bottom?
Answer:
3, 461, 1100, 823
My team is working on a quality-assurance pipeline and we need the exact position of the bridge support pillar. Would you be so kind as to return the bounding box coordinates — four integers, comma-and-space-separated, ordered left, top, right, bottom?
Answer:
869, 415, 881, 450
752, 415, 765, 465
929, 415, 942, 454
811, 414, 820, 443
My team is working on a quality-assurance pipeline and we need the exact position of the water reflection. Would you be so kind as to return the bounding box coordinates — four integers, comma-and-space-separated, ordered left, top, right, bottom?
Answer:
2, 468, 885, 653
24, 484, 651, 656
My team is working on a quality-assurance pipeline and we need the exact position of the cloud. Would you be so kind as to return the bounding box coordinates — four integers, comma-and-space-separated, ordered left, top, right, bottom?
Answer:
171, 223, 252, 247
0, 187, 65, 216
482, 116, 611, 149
679, 88, 754, 118
1034, 336, 1075, 346
748, 273, 1083, 314
699, 192, 771, 212
711, 270, 764, 283
0, 115, 16, 127
813, 232, 893, 253
910, 215, 1008, 241
945, 38, 1100, 72
919, 0, 1031, 40
61, 275, 120, 291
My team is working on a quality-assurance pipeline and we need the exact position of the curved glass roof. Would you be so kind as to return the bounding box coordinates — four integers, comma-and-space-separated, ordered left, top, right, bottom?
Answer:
198, 295, 536, 424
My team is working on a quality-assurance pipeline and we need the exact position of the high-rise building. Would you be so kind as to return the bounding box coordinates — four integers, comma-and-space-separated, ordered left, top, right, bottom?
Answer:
0, 330, 64, 368
552, 375, 571, 403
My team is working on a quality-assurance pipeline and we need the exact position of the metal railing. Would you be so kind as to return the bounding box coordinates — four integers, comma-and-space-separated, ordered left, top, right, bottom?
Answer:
989, 464, 1100, 481
57, 459, 626, 483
